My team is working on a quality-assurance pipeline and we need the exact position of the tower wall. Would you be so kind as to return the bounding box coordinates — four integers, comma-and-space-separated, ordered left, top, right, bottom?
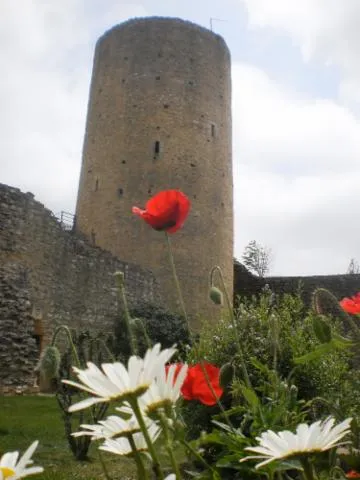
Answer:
75, 17, 233, 326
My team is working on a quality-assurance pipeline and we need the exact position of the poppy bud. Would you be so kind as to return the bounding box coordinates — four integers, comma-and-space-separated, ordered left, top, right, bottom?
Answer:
36, 345, 61, 380
313, 288, 351, 323
289, 384, 298, 407
312, 315, 332, 343
290, 384, 298, 400
219, 362, 235, 389
209, 286, 223, 305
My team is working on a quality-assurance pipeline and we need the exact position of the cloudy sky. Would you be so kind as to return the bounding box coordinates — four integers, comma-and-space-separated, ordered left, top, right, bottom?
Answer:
1, 0, 360, 276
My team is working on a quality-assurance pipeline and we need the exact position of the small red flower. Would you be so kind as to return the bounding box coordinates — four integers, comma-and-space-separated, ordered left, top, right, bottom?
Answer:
180, 362, 223, 406
340, 292, 360, 315
132, 190, 190, 233
346, 470, 360, 479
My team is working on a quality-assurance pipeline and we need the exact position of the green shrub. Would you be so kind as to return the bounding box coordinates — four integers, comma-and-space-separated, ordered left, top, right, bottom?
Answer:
183, 290, 352, 437
113, 303, 190, 361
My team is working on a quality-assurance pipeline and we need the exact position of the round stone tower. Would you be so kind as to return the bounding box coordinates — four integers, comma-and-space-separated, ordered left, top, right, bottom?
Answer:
75, 17, 233, 327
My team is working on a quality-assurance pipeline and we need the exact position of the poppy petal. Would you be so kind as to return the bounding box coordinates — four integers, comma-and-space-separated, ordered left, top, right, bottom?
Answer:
132, 190, 190, 233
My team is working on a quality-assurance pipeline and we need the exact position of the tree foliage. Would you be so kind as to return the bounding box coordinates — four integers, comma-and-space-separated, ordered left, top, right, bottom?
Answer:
347, 258, 360, 274
242, 240, 272, 277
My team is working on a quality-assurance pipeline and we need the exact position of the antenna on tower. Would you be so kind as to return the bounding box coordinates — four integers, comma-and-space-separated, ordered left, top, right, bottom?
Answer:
210, 18, 228, 32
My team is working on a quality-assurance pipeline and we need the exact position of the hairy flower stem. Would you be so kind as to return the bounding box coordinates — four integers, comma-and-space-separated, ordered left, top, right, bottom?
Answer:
165, 238, 235, 431
114, 271, 138, 356
300, 458, 317, 480
97, 339, 116, 362
129, 399, 164, 480
165, 233, 191, 332
51, 325, 81, 368
159, 413, 181, 480
136, 318, 152, 349
128, 435, 149, 480
210, 266, 252, 389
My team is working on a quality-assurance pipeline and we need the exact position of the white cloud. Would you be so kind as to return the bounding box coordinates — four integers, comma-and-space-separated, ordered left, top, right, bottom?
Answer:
232, 63, 360, 274
0, 0, 147, 213
240, 0, 360, 104
1, 1, 360, 276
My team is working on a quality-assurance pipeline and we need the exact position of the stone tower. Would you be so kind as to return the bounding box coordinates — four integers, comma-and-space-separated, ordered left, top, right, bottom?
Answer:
75, 17, 233, 327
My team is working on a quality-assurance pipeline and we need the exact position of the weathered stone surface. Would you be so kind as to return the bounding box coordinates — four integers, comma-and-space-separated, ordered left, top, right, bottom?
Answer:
75, 18, 233, 326
0, 183, 162, 389
234, 260, 360, 307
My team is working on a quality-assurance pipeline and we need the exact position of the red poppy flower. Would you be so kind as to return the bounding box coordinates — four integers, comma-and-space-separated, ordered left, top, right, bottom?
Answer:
181, 362, 223, 406
346, 470, 360, 479
132, 190, 190, 233
340, 292, 360, 315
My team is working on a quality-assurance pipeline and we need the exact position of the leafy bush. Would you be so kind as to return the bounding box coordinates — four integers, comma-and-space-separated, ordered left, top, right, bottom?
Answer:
183, 289, 352, 438
113, 303, 190, 361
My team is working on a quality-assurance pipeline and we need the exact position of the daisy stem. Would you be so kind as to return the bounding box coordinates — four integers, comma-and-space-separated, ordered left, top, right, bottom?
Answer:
159, 413, 181, 480
210, 266, 252, 389
129, 398, 164, 480
165, 232, 190, 332
128, 434, 149, 480
114, 271, 138, 356
97, 450, 113, 480
300, 457, 317, 480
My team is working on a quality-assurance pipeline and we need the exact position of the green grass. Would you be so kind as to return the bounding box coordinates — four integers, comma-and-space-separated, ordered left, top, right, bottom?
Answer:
0, 395, 136, 479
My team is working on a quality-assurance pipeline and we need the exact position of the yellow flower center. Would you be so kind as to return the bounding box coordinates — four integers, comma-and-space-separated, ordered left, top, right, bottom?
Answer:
0, 466, 16, 478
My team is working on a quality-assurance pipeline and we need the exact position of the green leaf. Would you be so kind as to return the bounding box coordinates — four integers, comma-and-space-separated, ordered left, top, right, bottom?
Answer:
294, 334, 355, 364
332, 333, 355, 348
294, 342, 335, 364
240, 385, 260, 408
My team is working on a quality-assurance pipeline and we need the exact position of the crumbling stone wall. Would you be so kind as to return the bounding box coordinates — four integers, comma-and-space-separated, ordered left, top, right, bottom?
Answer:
0, 183, 162, 390
234, 260, 360, 306
0, 263, 35, 390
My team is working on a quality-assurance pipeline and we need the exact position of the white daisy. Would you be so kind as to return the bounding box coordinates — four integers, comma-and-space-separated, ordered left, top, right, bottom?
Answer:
63, 343, 176, 412
164, 475, 176, 480
0, 441, 43, 479
241, 417, 352, 469
139, 363, 188, 414
99, 422, 161, 456
72, 414, 144, 440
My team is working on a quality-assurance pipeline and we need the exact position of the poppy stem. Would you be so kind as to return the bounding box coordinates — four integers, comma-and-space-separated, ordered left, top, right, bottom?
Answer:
114, 271, 138, 356
51, 325, 81, 368
165, 236, 235, 431
165, 232, 191, 334
198, 359, 236, 432
210, 266, 252, 389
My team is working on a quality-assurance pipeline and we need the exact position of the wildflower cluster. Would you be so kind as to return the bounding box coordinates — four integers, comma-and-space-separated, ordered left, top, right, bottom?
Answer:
26, 189, 360, 479
61, 343, 223, 479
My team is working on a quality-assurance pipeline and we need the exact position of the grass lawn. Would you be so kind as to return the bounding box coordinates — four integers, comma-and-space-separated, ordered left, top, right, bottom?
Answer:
0, 395, 136, 479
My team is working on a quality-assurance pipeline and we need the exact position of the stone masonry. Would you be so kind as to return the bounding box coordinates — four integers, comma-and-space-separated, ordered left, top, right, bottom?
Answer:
75, 17, 233, 326
0, 183, 162, 391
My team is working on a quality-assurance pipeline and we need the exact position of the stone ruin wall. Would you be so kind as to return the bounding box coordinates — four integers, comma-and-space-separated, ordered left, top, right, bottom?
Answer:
2, 182, 360, 393
0, 183, 162, 392
234, 261, 360, 306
